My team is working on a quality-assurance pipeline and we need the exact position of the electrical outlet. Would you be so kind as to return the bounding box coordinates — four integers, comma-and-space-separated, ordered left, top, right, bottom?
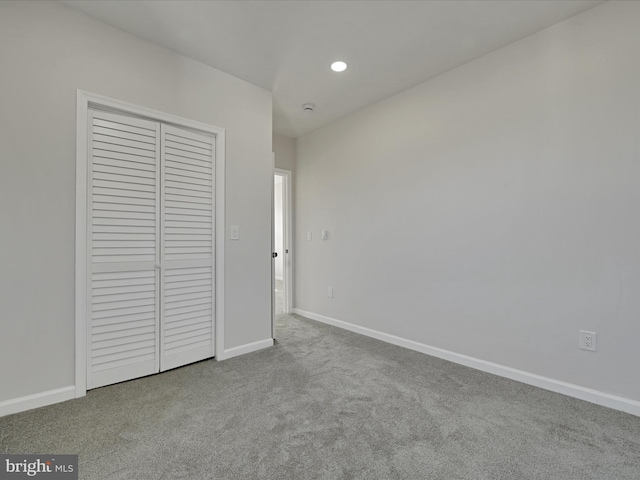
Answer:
580, 331, 597, 351
327, 286, 333, 298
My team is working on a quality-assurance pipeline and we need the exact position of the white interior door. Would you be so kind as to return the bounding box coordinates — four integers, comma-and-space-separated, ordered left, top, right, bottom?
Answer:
271, 156, 276, 339
160, 124, 215, 371
88, 110, 161, 389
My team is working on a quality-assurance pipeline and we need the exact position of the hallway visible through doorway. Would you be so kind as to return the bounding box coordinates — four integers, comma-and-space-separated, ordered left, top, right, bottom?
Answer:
275, 278, 285, 314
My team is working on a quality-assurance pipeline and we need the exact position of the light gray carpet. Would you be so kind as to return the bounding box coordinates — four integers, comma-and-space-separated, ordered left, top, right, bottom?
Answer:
1, 314, 639, 479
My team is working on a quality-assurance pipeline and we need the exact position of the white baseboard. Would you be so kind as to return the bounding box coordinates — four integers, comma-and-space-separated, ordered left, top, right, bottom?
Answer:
293, 308, 640, 417
217, 338, 274, 361
0, 386, 75, 418
1, 339, 275, 416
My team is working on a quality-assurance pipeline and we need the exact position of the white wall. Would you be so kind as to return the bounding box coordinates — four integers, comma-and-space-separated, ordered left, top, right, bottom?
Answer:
273, 134, 295, 171
0, 1, 272, 404
295, 1, 640, 405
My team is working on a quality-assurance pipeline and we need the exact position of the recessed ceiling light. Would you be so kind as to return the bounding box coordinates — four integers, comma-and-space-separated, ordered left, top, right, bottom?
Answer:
331, 61, 347, 72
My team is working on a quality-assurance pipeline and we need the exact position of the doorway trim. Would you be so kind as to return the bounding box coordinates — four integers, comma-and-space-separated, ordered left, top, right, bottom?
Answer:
75, 90, 226, 398
274, 168, 293, 319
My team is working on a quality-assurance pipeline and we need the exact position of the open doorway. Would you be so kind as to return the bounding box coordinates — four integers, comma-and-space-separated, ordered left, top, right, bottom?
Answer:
273, 169, 292, 338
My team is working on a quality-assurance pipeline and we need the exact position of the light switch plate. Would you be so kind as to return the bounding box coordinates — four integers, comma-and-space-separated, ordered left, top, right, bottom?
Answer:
230, 225, 240, 240
322, 230, 328, 240
307, 231, 312, 241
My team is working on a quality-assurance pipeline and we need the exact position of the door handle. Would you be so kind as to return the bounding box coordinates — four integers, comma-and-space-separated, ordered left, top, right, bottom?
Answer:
272, 252, 278, 258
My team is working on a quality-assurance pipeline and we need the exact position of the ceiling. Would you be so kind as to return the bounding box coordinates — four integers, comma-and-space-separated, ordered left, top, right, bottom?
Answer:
60, 0, 604, 138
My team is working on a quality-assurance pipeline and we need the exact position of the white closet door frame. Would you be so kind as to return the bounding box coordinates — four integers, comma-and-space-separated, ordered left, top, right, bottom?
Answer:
75, 90, 226, 398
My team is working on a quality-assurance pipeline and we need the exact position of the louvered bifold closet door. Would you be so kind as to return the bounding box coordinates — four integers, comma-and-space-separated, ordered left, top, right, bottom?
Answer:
160, 124, 215, 371
88, 110, 160, 389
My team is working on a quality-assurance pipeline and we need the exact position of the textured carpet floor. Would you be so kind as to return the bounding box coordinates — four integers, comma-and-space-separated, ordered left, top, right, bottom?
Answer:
1, 314, 639, 479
